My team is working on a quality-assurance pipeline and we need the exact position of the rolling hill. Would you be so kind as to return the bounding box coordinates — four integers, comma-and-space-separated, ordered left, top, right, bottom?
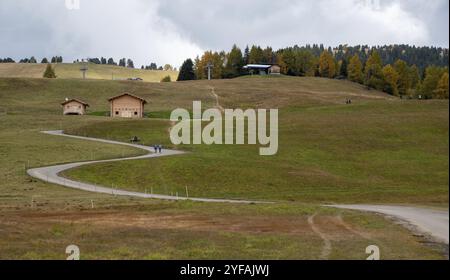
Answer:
0, 63, 178, 82
0, 75, 448, 259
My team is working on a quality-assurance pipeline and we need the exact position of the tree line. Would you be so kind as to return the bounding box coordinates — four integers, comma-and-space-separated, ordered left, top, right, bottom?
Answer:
177, 44, 449, 99
1, 56, 175, 72
73, 57, 176, 71
0, 56, 63, 63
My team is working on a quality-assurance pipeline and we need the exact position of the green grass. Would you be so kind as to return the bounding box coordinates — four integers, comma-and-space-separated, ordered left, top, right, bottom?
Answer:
0, 76, 448, 260
64, 101, 449, 205
0, 63, 178, 83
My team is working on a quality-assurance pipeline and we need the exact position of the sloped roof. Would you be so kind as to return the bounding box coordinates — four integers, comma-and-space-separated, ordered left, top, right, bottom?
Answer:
61, 98, 90, 107
243, 64, 272, 69
108, 92, 148, 104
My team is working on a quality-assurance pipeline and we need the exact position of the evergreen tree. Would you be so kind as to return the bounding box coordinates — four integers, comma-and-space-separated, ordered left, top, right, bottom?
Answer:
107, 58, 116, 65
41, 58, 49, 64
127, 59, 134, 68
244, 45, 250, 65
224, 44, 244, 78
177, 59, 196, 81
339, 58, 348, 77
43, 63, 56, 78
248, 45, 264, 64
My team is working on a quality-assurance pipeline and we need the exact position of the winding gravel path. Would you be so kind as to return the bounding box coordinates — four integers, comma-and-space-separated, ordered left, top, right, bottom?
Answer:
27, 131, 268, 204
328, 205, 449, 245
27, 131, 448, 246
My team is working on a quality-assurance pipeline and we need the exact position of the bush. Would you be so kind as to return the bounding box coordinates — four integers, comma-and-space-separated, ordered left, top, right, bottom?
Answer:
160, 75, 171, 83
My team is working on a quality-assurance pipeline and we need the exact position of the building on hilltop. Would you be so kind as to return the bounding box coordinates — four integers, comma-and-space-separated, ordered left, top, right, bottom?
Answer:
243, 64, 281, 75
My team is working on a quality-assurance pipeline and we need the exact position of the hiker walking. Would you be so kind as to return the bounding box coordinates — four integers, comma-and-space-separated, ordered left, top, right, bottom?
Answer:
153, 145, 158, 153
158, 145, 163, 154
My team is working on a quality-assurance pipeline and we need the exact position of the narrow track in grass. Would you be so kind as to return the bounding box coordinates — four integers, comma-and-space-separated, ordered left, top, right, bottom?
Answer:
27, 131, 271, 204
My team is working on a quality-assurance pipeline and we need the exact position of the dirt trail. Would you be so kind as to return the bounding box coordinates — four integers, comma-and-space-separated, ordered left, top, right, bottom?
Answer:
308, 213, 332, 260
209, 87, 225, 113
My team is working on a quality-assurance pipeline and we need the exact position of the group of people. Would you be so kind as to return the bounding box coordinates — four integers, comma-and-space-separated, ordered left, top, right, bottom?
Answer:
345, 99, 353, 105
153, 144, 163, 154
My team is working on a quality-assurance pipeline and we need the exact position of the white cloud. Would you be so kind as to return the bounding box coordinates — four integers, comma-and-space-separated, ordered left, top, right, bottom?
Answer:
0, 0, 447, 67
0, 0, 203, 67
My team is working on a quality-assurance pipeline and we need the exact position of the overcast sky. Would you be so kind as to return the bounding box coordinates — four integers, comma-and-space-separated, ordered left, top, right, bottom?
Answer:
0, 0, 448, 67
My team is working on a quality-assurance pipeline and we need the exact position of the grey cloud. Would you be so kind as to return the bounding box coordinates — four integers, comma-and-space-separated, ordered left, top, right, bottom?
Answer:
0, 0, 448, 67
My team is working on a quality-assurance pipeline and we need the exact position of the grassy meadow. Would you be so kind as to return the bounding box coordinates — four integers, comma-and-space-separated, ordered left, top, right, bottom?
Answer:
0, 63, 178, 83
0, 75, 448, 259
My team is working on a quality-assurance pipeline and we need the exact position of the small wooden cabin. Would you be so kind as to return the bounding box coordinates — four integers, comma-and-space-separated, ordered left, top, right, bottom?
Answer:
108, 93, 147, 118
62, 99, 89, 115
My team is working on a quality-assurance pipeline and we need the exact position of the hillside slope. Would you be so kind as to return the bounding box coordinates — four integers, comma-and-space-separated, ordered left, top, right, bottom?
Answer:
0, 76, 447, 205
0, 63, 178, 82
0, 76, 448, 260
0, 75, 394, 115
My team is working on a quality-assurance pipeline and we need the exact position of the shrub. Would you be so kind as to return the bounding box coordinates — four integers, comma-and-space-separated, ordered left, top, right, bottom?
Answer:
160, 75, 171, 83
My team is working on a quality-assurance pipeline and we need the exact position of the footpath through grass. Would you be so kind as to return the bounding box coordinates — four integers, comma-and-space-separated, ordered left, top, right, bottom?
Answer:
0, 77, 448, 259
64, 101, 449, 206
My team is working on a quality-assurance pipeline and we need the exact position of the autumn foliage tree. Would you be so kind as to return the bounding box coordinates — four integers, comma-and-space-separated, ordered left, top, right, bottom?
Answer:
421, 66, 448, 99
348, 54, 363, 83
433, 72, 449, 99
382, 64, 399, 96
318, 51, 336, 78
394, 59, 411, 97
364, 51, 385, 91
223, 45, 244, 78
194, 51, 225, 80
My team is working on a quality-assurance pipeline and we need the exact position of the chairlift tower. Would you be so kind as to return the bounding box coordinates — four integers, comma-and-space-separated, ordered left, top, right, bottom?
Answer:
80, 59, 88, 79
205, 62, 214, 81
